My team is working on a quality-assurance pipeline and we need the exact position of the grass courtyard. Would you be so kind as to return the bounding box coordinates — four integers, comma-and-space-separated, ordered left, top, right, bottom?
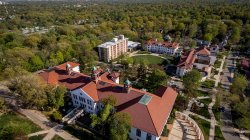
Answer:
131, 55, 165, 65
0, 112, 41, 139
190, 115, 210, 140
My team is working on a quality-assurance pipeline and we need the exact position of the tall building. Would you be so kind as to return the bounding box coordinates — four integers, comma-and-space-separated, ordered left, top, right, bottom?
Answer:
97, 35, 128, 62
39, 61, 178, 140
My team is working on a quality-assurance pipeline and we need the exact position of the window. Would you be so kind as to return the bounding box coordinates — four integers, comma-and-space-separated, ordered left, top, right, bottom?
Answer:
146, 133, 152, 140
83, 98, 86, 103
87, 99, 92, 105
136, 129, 141, 137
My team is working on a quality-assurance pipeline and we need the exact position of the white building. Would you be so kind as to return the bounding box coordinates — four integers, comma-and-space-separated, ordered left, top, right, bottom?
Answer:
97, 35, 128, 62
39, 62, 178, 140
146, 39, 180, 56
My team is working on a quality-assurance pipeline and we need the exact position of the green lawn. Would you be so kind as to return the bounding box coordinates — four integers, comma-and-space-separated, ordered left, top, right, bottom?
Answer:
214, 126, 225, 140
199, 98, 212, 105
0, 112, 41, 139
132, 55, 165, 65
191, 103, 211, 119
29, 134, 46, 140
52, 135, 64, 140
190, 115, 210, 140
196, 90, 210, 97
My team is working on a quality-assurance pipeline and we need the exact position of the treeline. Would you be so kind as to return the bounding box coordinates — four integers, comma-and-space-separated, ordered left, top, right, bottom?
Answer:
0, 1, 250, 79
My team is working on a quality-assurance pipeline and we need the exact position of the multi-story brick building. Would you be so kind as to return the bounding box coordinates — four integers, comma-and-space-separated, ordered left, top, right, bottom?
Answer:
97, 35, 128, 62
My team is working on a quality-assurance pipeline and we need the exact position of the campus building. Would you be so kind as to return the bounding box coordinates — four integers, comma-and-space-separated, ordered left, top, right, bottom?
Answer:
97, 35, 128, 62
39, 62, 178, 140
176, 47, 216, 81
146, 39, 181, 56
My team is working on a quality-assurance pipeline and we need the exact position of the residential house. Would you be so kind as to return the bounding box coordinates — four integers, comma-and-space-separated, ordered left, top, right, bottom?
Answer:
39, 62, 178, 140
146, 39, 180, 56
176, 47, 216, 81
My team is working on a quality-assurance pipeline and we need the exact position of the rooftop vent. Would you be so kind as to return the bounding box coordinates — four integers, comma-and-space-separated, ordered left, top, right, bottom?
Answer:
139, 94, 152, 105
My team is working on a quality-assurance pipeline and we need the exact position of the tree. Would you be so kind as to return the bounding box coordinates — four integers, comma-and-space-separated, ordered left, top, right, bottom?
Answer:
8, 74, 48, 109
147, 68, 167, 92
0, 97, 7, 113
230, 74, 248, 95
30, 55, 44, 71
46, 85, 66, 110
90, 96, 117, 132
203, 33, 213, 42
183, 70, 201, 98
109, 112, 131, 140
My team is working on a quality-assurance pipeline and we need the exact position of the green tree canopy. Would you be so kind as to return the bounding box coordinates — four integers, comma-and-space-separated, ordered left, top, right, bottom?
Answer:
109, 112, 131, 140
183, 69, 201, 98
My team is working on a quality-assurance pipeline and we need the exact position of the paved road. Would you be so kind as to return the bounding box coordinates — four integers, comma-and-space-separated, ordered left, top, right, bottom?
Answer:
220, 53, 235, 89
220, 103, 241, 140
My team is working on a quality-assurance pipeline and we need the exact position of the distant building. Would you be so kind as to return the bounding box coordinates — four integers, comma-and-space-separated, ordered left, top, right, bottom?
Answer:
176, 47, 216, 81
146, 39, 180, 56
128, 41, 141, 52
39, 61, 178, 140
195, 39, 211, 47
97, 35, 128, 62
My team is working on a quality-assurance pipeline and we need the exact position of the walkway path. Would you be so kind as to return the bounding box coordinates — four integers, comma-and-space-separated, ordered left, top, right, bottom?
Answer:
21, 109, 78, 140
208, 94, 216, 140
129, 52, 167, 60
214, 56, 226, 87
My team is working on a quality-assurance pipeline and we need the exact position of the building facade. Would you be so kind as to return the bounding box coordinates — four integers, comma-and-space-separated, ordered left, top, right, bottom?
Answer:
176, 47, 216, 81
146, 39, 180, 56
39, 62, 178, 140
98, 35, 128, 62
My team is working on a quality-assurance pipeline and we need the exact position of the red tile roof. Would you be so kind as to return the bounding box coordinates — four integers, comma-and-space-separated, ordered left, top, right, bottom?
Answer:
38, 62, 178, 136
56, 61, 80, 71
177, 49, 196, 68
177, 47, 211, 68
147, 39, 179, 49
196, 47, 210, 55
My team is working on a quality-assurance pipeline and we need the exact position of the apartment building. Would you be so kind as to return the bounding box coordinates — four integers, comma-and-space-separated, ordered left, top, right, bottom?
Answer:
146, 39, 180, 56
98, 35, 128, 62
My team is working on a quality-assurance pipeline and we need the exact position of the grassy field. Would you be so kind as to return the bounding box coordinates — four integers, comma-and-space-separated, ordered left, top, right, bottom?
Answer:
132, 55, 165, 65
190, 115, 210, 140
0, 112, 41, 139
214, 126, 225, 140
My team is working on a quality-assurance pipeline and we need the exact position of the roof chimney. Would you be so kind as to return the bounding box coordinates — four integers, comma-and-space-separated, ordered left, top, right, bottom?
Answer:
124, 78, 131, 93
91, 66, 99, 83
66, 63, 72, 75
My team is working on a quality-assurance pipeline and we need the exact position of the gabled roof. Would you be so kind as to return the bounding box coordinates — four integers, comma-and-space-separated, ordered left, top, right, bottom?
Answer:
196, 47, 210, 55
177, 49, 196, 68
147, 39, 179, 49
38, 62, 178, 137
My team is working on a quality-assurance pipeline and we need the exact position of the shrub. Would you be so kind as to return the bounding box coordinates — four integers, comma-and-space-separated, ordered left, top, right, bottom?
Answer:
161, 125, 168, 136
50, 111, 62, 123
